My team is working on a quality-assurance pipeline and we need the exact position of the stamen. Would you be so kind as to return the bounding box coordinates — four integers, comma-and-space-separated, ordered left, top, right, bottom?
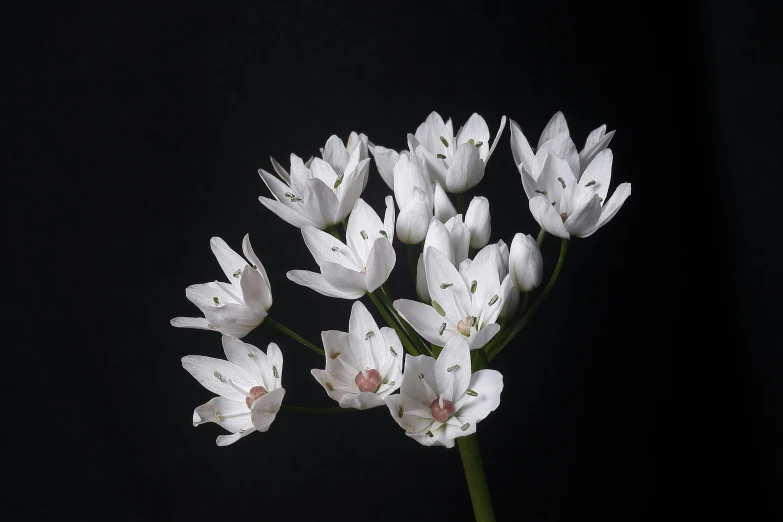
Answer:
228, 379, 252, 398
466, 389, 478, 397
397, 403, 404, 418
439, 136, 449, 148
333, 175, 343, 189
272, 365, 279, 379
585, 180, 596, 187
470, 280, 477, 293
437, 154, 446, 159
432, 300, 446, 317
535, 189, 548, 196
438, 322, 447, 335
331, 246, 338, 251
389, 346, 398, 356
360, 230, 368, 240
440, 282, 453, 289
557, 177, 566, 189
365, 330, 374, 340
379, 230, 388, 238
488, 295, 499, 306
213, 297, 220, 305
232, 269, 242, 278
330, 351, 341, 359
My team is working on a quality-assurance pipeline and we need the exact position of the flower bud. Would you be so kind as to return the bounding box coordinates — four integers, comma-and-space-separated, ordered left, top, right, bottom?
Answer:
465, 196, 491, 249
509, 233, 543, 292
396, 188, 432, 244
423, 218, 455, 264
433, 181, 457, 223
416, 252, 430, 303
444, 214, 470, 266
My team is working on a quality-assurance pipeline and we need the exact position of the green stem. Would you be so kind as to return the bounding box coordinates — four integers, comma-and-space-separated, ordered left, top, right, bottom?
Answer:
458, 434, 496, 522
407, 244, 418, 284
367, 292, 420, 356
281, 404, 357, 414
536, 227, 547, 247
264, 317, 324, 357
379, 285, 431, 356
327, 226, 341, 241
457, 192, 465, 215
486, 238, 568, 361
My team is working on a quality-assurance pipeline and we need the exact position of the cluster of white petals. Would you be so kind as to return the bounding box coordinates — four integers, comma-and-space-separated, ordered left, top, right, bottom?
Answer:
386, 336, 503, 448
171, 235, 272, 338
258, 133, 370, 230
287, 197, 396, 299
182, 336, 285, 446
511, 112, 631, 238
311, 301, 403, 409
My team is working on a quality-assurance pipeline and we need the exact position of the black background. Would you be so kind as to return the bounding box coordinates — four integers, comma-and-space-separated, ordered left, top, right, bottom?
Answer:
8, 1, 781, 520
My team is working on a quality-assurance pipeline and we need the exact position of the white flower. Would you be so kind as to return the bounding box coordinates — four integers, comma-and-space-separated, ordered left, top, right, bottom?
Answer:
369, 134, 420, 190
287, 197, 396, 299
509, 233, 543, 292
393, 153, 433, 244
258, 135, 370, 230
395, 245, 503, 350
464, 196, 491, 249
527, 150, 631, 239
412, 112, 507, 193
171, 235, 272, 338
459, 241, 519, 321
415, 217, 471, 302
385, 336, 503, 448
311, 301, 403, 409
510, 111, 614, 183
182, 336, 285, 446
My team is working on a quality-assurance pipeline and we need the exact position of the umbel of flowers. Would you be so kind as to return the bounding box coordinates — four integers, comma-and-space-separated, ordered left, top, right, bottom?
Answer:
172, 111, 630, 521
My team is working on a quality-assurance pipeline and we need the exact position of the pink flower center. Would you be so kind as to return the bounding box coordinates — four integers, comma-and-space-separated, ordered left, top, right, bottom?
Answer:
430, 398, 455, 422
457, 316, 472, 336
355, 369, 382, 392
560, 212, 569, 223
245, 386, 267, 409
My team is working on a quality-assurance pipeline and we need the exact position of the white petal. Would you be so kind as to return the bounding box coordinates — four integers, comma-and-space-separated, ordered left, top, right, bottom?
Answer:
465, 196, 491, 249
425, 247, 471, 320
485, 115, 507, 164
408, 426, 455, 448
446, 144, 484, 193
424, 219, 455, 265
394, 299, 450, 346
309, 157, 339, 187
383, 195, 396, 242
398, 353, 439, 404
311, 368, 348, 404
585, 182, 631, 236
564, 194, 602, 237
397, 192, 431, 245
466, 323, 500, 350
264, 343, 284, 391
465, 245, 501, 318
258, 196, 317, 229
335, 158, 370, 223
509, 233, 543, 292
348, 301, 386, 373
529, 196, 570, 239
578, 149, 613, 203
321, 262, 368, 294
538, 111, 569, 150
301, 225, 358, 269
322, 135, 350, 174
393, 152, 432, 204
498, 274, 520, 320
221, 335, 266, 385
201, 304, 265, 338
339, 392, 386, 410
210, 237, 249, 289
242, 234, 272, 311
302, 178, 339, 229
433, 181, 457, 222
386, 394, 436, 433
435, 336, 472, 402
579, 128, 614, 175
369, 144, 399, 189
286, 270, 365, 299
182, 355, 256, 401
445, 214, 470, 266
250, 387, 285, 432
418, 146, 449, 187
257, 168, 298, 206
364, 238, 396, 292
346, 198, 385, 264
269, 156, 290, 184
216, 428, 256, 447
239, 265, 265, 313
170, 316, 213, 331
454, 369, 503, 423
455, 113, 490, 161
289, 153, 312, 194
193, 396, 252, 434
509, 119, 538, 178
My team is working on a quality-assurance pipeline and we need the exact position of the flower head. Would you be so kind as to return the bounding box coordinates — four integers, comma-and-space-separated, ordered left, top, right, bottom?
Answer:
509, 233, 543, 292
311, 301, 403, 409
287, 197, 396, 299
385, 336, 503, 448
413, 112, 507, 193
182, 336, 285, 446
171, 235, 272, 338
395, 245, 504, 350
258, 134, 370, 230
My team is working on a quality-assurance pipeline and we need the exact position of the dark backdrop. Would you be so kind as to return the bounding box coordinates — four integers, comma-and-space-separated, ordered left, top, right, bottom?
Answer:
8, 1, 781, 520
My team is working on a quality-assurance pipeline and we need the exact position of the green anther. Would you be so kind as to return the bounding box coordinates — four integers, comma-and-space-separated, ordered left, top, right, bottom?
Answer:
440, 282, 453, 289
461, 423, 470, 431
388, 380, 395, 386
389, 346, 398, 357
471, 316, 477, 327
285, 192, 294, 198
331, 246, 338, 251
215, 410, 223, 422
552, 201, 557, 206
360, 230, 368, 240
425, 430, 434, 438
466, 389, 478, 397
535, 189, 548, 196
439, 136, 449, 148
233, 269, 242, 278
447, 364, 460, 372
207, 323, 215, 329
213, 297, 219, 305
468, 138, 475, 145
213, 371, 226, 383
273, 365, 279, 378
471, 280, 477, 293
438, 322, 447, 335
437, 153, 447, 159
382, 377, 389, 385
488, 295, 499, 306
333, 175, 343, 189
365, 330, 374, 340
432, 300, 446, 317
252, 264, 257, 269
418, 373, 425, 379
585, 180, 596, 187
247, 352, 255, 359
330, 351, 341, 360
325, 382, 334, 391
599, 197, 604, 203
379, 230, 388, 238
557, 177, 566, 189
398, 404, 404, 418
475, 141, 483, 148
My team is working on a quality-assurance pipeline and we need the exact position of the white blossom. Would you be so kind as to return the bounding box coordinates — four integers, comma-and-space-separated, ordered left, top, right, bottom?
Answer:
465, 196, 491, 249
509, 233, 543, 292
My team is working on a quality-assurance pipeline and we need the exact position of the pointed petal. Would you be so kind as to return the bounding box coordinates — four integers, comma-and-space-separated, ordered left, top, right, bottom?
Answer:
486, 115, 507, 164
416, 253, 430, 302
509, 119, 538, 177
322, 135, 350, 174
364, 238, 396, 292
258, 196, 317, 229
386, 394, 436, 433
466, 323, 500, 350
210, 237, 249, 288
301, 225, 358, 269
269, 156, 290, 184
335, 158, 370, 223
464, 244, 501, 317
425, 247, 471, 320
394, 299, 450, 346
348, 301, 386, 373
398, 353, 439, 404
193, 396, 253, 434
289, 154, 311, 194
446, 144, 484, 193
435, 337, 472, 402
181, 355, 256, 402
258, 168, 297, 205
564, 194, 602, 237
321, 262, 368, 294
286, 270, 365, 299
221, 334, 266, 385
424, 219, 455, 264
454, 369, 503, 422
538, 111, 569, 149
418, 146, 448, 187
383, 195, 396, 242
456, 113, 490, 161
433, 181, 457, 222
170, 316, 213, 331
242, 234, 272, 311
339, 392, 386, 410
309, 157, 339, 187
369, 144, 398, 189
250, 387, 285, 432
345, 198, 385, 264
201, 304, 266, 338
529, 196, 570, 239
579, 128, 614, 175
302, 178, 339, 229
578, 149, 613, 203
215, 428, 256, 446
586, 182, 631, 236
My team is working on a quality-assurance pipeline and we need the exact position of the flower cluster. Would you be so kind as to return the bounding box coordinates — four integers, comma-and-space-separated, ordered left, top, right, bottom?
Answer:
172, 111, 630, 452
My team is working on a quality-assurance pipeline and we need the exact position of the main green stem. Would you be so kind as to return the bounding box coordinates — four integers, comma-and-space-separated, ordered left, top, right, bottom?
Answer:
367, 292, 420, 355
264, 317, 324, 356
458, 434, 496, 522
486, 238, 569, 361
